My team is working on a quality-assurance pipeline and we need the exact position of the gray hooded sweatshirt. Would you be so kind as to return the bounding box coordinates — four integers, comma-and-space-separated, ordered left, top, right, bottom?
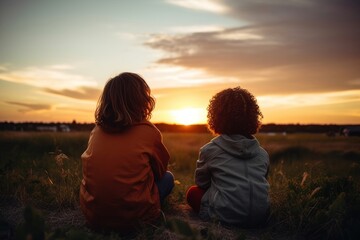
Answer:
195, 134, 270, 226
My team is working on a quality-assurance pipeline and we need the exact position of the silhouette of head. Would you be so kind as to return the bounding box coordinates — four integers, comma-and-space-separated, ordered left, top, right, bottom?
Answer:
95, 72, 155, 132
207, 87, 263, 136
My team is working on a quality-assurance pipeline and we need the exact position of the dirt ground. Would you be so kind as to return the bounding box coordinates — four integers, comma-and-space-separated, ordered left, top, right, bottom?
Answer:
0, 197, 297, 240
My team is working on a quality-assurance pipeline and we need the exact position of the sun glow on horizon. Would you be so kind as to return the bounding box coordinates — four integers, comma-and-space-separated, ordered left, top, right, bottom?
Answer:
170, 107, 206, 125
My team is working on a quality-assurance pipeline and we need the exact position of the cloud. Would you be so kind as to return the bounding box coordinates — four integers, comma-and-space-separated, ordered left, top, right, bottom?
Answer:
166, 0, 228, 13
55, 105, 94, 113
149, 0, 360, 94
144, 63, 238, 89
115, 32, 137, 40
48, 64, 75, 70
0, 65, 97, 90
169, 25, 224, 34
6, 101, 51, 113
0, 65, 8, 71
44, 86, 101, 100
257, 90, 360, 108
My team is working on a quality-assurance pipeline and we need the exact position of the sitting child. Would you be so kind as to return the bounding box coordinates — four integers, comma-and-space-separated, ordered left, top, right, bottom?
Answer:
186, 87, 270, 227
80, 72, 174, 232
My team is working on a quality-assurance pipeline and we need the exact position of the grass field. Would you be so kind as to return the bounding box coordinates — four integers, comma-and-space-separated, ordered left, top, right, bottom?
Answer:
0, 131, 360, 239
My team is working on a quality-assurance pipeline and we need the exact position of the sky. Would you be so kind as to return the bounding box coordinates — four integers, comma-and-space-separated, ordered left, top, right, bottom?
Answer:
0, 0, 359, 125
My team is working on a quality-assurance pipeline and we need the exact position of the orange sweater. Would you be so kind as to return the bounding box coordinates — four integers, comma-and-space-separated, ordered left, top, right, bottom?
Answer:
80, 121, 170, 230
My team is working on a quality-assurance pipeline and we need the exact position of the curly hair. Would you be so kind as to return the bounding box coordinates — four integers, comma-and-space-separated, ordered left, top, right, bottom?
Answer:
207, 87, 263, 136
95, 72, 155, 132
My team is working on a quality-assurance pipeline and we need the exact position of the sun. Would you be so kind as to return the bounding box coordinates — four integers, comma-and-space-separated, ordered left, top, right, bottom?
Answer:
170, 108, 206, 125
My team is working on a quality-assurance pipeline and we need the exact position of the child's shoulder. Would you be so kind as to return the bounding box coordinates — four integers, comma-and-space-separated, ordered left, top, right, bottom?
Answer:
200, 141, 216, 152
94, 121, 159, 133
133, 120, 157, 129
199, 137, 223, 160
132, 120, 162, 136
258, 145, 270, 161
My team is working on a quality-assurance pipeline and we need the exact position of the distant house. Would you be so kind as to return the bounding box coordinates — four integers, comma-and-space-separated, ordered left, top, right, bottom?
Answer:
342, 126, 360, 137
36, 126, 57, 132
59, 124, 70, 132
35, 124, 70, 132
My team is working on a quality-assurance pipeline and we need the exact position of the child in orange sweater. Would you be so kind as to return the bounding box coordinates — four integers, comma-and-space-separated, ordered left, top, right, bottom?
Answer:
80, 72, 174, 231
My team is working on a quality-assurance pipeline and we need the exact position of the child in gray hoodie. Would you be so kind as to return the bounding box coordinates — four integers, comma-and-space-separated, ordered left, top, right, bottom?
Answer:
186, 87, 270, 227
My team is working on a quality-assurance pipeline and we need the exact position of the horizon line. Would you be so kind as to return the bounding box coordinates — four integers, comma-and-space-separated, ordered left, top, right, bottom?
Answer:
0, 121, 359, 126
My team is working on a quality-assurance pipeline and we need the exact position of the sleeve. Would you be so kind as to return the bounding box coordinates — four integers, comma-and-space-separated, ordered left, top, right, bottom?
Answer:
264, 149, 270, 179
195, 147, 211, 190
265, 165, 270, 179
149, 131, 170, 180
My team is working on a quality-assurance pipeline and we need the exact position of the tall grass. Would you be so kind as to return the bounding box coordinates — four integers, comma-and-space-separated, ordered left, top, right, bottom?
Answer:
0, 132, 360, 239
0, 132, 88, 208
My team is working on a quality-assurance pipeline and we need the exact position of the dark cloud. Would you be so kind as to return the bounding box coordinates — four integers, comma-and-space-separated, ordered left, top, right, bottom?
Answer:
147, 0, 360, 94
44, 87, 101, 100
6, 101, 51, 112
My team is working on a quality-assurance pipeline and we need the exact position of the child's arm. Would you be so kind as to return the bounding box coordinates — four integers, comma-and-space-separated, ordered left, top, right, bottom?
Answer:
150, 133, 170, 180
265, 165, 270, 179
195, 149, 211, 190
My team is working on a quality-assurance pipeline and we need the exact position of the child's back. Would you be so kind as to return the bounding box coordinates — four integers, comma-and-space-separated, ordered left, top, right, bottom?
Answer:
196, 134, 269, 226
80, 121, 169, 230
187, 87, 270, 227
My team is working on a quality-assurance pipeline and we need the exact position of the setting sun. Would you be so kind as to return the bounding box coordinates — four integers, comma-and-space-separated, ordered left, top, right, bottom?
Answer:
170, 108, 206, 125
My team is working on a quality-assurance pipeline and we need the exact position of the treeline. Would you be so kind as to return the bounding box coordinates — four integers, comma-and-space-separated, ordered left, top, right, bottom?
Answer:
0, 121, 357, 134
0, 121, 94, 132
259, 123, 346, 134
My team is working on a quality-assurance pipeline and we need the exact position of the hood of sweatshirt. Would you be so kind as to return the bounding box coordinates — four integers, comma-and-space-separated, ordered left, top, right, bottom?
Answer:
211, 134, 260, 159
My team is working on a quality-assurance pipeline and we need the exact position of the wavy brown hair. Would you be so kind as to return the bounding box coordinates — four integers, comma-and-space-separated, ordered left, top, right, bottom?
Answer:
95, 72, 155, 132
207, 87, 263, 136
